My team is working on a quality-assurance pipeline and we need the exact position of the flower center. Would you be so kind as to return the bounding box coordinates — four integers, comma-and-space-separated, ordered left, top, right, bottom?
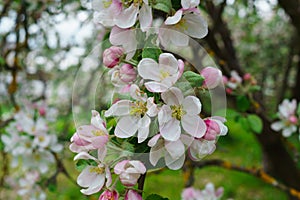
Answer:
160, 70, 170, 80
122, 0, 143, 7
92, 130, 106, 136
38, 136, 45, 142
170, 105, 186, 120
130, 101, 147, 116
103, 0, 113, 8
89, 166, 105, 174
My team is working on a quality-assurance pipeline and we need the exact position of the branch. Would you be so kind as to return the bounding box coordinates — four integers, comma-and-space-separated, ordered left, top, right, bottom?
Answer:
138, 173, 147, 196
192, 159, 300, 199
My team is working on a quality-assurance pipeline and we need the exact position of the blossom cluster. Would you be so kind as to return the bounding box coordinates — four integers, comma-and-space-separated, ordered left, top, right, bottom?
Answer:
69, 0, 228, 199
1, 101, 63, 200
181, 183, 224, 200
223, 71, 258, 95
271, 99, 300, 139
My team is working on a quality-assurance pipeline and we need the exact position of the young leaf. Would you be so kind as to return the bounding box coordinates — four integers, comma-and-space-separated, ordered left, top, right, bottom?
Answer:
183, 71, 204, 88
146, 194, 169, 200
153, 0, 172, 14
247, 114, 263, 134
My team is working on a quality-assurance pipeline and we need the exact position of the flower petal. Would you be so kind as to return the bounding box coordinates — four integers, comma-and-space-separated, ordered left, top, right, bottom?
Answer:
271, 121, 284, 131
116, 4, 139, 29
181, 115, 206, 138
165, 153, 185, 170
182, 13, 208, 39
145, 81, 170, 93
160, 118, 181, 141
159, 53, 179, 74
182, 96, 202, 115
104, 100, 131, 117
137, 115, 151, 143
165, 10, 183, 25
161, 87, 184, 105
115, 116, 139, 138
165, 139, 185, 159
139, 4, 152, 32
138, 58, 160, 81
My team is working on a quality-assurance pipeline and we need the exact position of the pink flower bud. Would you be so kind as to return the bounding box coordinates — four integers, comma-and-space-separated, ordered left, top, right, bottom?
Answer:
99, 190, 119, 200
200, 67, 222, 89
289, 115, 298, 124
103, 46, 124, 68
226, 88, 233, 94
119, 64, 137, 83
114, 160, 146, 187
39, 107, 46, 116
243, 73, 251, 81
125, 190, 142, 200
203, 119, 220, 141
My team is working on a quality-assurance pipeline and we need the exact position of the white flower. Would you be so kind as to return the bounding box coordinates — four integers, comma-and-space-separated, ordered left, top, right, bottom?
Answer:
105, 84, 158, 143
92, 0, 122, 27
148, 134, 186, 170
138, 53, 184, 93
158, 87, 206, 141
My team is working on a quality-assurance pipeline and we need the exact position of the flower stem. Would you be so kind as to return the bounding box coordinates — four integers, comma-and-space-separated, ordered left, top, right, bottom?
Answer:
123, 59, 139, 66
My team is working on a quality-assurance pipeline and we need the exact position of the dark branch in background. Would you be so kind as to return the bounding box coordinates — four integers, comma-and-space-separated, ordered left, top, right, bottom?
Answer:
138, 173, 147, 196
192, 159, 300, 199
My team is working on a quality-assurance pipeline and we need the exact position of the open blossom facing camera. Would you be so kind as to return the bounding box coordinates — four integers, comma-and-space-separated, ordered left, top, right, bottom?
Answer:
138, 53, 184, 93
159, 87, 206, 141
271, 99, 299, 137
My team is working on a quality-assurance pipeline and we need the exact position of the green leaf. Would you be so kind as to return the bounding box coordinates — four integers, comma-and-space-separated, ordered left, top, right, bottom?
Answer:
237, 116, 251, 132
142, 34, 162, 61
171, 0, 181, 10
247, 114, 263, 134
75, 159, 89, 171
236, 95, 250, 112
145, 194, 169, 200
183, 71, 204, 88
153, 0, 172, 14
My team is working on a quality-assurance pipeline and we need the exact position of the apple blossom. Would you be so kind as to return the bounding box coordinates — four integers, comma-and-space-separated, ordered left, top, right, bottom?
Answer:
115, 0, 152, 32
119, 64, 137, 83
92, 0, 122, 27
181, 187, 202, 200
226, 70, 242, 89
158, 87, 206, 141
104, 84, 158, 143
103, 46, 124, 68
148, 134, 186, 170
200, 67, 223, 89
75, 152, 112, 195
138, 53, 184, 93
181, 183, 223, 200
188, 139, 216, 161
99, 190, 119, 200
114, 160, 146, 186
271, 99, 299, 137
70, 110, 109, 153
202, 117, 228, 141
159, 7, 208, 47
125, 190, 143, 200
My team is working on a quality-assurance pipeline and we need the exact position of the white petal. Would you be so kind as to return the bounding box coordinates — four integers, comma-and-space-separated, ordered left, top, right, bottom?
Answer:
148, 134, 161, 147
160, 118, 181, 141
165, 10, 183, 25
138, 58, 161, 81
161, 87, 184, 105
145, 81, 170, 93
181, 0, 200, 9
271, 121, 284, 131
115, 116, 139, 138
80, 173, 105, 195
137, 115, 151, 143
104, 100, 131, 117
165, 153, 185, 170
158, 105, 173, 125
149, 141, 164, 166
182, 13, 208, 39
282, 126, 296, 137
139, 4, 152, 32
182, 96, 202, 115
165, 139, 185, 159
74, 152, 97, 161
116, 4, 139, 28
159, 53, 179, 74
181, 115, 206, 138
146, 97, 158, 117
91, 110, 106, 130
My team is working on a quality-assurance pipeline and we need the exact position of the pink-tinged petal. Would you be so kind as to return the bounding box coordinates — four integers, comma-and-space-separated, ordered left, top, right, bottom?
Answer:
160, 118, 181, 141
104, 100, 131, 117
159, 53, 179, 74
182, 187, 202, 200
139, 4, 152, 32
146, 97, 158, 117
137, 115, 151, 143
115, 116, 139, 138
91, 110, 106, 130
138, 58, 160, 81
149, 141, 164, 166
201, 66, 223, 89
116, 4, 139, 28
91, 135, 109, 149
182, 96, 202, 115
161, 87, 184, 105
177, 59, 184, 79
271, 121, 284, 131
77, 166, 99, 187
74, 152, 97, 161
165, 10, 183, 25
165, 153, 185, 170
148, 134, 161, 147
99, 190, 119, 200
145, 81, 170, 93
114, 160, 128, 175
72, 133, 89, 146
129, 160, 147, 174
125, 190, 143, 200
182, 115, 206, 138
182, 13, 208, 39
165, 139, 185, 159
282, 126, 297, 137
181, 0, 200, 9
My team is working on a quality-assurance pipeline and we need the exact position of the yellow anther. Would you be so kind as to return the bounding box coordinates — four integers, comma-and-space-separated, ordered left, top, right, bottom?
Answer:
89, 166, 105, 174
171, 105, 186, 120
